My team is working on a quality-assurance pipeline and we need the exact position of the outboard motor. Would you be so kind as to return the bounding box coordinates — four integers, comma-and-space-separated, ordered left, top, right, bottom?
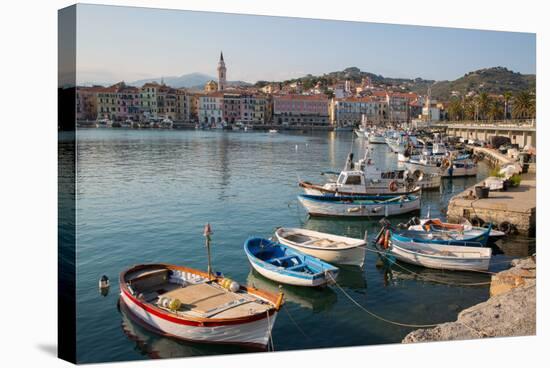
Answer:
346, 153, 355, 170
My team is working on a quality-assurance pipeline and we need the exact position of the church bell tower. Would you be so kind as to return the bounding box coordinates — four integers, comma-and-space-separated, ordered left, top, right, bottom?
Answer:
217, 51, 226, 91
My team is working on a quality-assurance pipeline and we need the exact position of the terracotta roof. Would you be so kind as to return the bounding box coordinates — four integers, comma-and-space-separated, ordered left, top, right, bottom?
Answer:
274, 94, 328, 101
335, 97, 375, 103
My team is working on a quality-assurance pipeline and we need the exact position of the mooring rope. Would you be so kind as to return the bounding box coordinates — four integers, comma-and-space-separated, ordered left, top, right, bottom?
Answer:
282, 304, 312, 340
327, 273, 441, 328
266, 310, 275, 352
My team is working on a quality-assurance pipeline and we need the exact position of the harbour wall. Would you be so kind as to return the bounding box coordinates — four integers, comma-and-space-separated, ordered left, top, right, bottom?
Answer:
402, 256, 536, 343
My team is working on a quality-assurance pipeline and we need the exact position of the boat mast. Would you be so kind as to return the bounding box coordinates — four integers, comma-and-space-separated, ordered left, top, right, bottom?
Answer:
203, 223, 213, 279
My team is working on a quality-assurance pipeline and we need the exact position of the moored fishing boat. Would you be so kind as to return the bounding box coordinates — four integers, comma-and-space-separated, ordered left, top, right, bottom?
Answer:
119, 263, 283, 349
374, 229, 492, 271
368, 132, 386, 144
274, 227, 366, 267
390, 224, 492, 247
297, 193, 421, 217
244, 237, 339, 287
407, 217, 505, 239
299, 169, 421, 196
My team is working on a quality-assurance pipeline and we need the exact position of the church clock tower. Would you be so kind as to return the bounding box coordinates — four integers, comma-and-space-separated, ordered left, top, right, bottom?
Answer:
217, 51, 226, 91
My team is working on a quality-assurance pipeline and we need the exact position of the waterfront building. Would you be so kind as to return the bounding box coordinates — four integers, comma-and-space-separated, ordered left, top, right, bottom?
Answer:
222, 92, 241, 124
96, 85, 118, 120
330, 97, 382, 127
372, 91, 417, 123
217, 51, 227, 91
239, 94, 270, 125
140, 82, 159, 120
273, 94, 329, 126
76, 86, 100, 121
116, 84, 140, 121
175, 89, 190, 122
157, 85, 179, 120
189, 93, 201, 122
198, 92, 224, 125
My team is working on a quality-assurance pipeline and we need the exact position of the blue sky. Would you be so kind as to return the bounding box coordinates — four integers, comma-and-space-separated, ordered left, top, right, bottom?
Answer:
76, 4, 536, 85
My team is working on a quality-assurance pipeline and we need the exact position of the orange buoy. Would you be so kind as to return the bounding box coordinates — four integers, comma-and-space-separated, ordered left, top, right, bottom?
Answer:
383, 230, 390, 249
389, 180, 398, 192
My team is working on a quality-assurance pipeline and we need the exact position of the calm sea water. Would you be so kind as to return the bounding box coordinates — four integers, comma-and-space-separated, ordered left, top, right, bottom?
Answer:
69, 129, 526, 363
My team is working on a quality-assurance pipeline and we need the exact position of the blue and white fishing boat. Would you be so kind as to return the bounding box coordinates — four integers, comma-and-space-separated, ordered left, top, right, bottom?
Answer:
407, 217, 505, 239
390, 223, 492, 247
244, 238, 339, 287
374, 228, 492, 271
297, 193, 421, 217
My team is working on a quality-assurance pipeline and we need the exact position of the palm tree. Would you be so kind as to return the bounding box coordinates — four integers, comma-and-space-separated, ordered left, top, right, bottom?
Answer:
487, 99, 503, 121
512, 91, 535, 119
477, 92, 490, 121
463, 97, 476, 120
447, 98, 463, 121
503, 91, 512, 120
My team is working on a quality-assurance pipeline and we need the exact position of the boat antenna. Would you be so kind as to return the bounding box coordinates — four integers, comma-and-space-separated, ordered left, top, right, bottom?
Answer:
203, 223, 213, 279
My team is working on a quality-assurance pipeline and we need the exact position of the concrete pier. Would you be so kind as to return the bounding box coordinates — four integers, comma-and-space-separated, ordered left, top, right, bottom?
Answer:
446, 173, 536, 236
435, 120, 536, 148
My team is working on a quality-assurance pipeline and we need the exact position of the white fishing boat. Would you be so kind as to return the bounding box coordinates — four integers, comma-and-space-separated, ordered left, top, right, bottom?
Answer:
299, 147, 440, 194
274, 227, 366, 267
96, 118, 113, 128
268, 129, 278, 134
368, 132, 386, 144
380, 233, 492, 271
119, 263, 283, 349
121, 119, 133, 128
299, 169, 421, 196
160, 117, 173, 129
298, 193, 421, 217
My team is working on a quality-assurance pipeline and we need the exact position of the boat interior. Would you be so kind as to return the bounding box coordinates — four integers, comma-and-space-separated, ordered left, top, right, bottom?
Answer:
395, 230, 481, 242
398, 242, 492, 258
279, 230, 354, 249
247, 239, 320, 274
125, 266, 273, 319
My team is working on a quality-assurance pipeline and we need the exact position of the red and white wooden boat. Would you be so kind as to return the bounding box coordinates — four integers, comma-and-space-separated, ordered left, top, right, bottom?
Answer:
119, 263, 283, 349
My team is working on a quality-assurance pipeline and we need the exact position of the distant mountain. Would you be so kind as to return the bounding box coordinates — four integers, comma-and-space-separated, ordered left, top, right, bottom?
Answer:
129, 73, 213, 88
129, 73, 253, 89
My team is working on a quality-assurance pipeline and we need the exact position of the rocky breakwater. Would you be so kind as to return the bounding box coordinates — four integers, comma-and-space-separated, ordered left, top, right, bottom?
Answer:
402, 256, 536, 343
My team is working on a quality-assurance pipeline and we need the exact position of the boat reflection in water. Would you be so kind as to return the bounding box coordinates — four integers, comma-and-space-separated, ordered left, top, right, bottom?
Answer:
246, 270, 337, 313
118, 300, 247, 360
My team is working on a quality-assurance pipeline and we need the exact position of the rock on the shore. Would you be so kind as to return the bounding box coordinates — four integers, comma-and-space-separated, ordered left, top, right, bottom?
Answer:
402, 257, 536, 343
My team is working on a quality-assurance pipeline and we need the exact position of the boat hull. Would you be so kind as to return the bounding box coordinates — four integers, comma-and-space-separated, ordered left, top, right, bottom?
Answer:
405, 161, 478, 178
387, 238, 491, 271
299, 181, 419, 196
298, 195, 421, 217
119, 290, 276, 349
368, 136, 386, 144
275, 229, 366, 267
247, 259, 333, 287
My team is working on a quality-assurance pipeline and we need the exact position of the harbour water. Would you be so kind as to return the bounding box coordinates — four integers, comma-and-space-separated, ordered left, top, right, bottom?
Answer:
71, 129, 525, 363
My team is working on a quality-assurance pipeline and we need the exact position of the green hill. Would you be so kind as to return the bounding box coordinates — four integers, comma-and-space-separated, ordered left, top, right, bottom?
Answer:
267, 66, 535, 101
426, 67, 536, 100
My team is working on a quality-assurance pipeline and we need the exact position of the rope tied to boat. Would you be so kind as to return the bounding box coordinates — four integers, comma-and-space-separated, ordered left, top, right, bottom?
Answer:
266, 309, 275, 352
326, 273, 442, 329
282, 304, 312, 341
